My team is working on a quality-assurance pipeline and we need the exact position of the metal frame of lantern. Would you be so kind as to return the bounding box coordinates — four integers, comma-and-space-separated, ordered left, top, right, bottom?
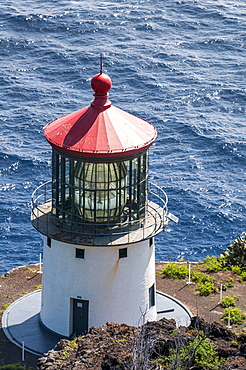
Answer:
52, 149, 147, 226
31, 150, 168, 246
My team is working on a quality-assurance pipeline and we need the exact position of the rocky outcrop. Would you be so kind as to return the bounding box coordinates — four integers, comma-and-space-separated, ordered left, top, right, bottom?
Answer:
37, 322, 139, 370
37, 317, 246, 370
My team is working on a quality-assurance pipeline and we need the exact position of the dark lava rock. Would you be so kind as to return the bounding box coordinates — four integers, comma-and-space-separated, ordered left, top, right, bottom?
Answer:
37, 317, 246, 370
216, 339, 240, 358
189, 316, 236, 341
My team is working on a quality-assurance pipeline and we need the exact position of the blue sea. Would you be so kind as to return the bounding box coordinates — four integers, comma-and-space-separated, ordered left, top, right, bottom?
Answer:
0, 0, 245, 274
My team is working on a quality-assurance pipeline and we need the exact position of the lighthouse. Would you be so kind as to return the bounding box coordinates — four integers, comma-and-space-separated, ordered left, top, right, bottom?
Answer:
31, 67, 171, 338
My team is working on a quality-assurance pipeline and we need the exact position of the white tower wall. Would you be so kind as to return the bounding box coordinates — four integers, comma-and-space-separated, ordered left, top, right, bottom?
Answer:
40, 237, 156, 337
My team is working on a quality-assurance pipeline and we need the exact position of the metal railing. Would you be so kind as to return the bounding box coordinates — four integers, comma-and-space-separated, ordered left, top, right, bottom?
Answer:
31, 180, 169, 246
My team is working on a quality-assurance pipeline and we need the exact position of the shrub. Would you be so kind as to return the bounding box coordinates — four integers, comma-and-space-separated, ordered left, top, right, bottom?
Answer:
222, 278, 234, 291
205, 256, 224, 272
192, 271, 216, 296
223, 234, 246, 267
160, 263, 188, 279
220, 296, 236, 308
191, 271, 214, 284
168, 334, 222, 370
225, 278, 234, 288
231, 265, 242, 275
240, 271, 246, 281
221, 308, 246, 325
0, 365, 26, 370
197, 281, 216, 296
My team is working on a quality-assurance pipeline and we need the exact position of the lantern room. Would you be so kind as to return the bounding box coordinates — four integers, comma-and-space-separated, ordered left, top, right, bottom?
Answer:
51, 151, 147, 226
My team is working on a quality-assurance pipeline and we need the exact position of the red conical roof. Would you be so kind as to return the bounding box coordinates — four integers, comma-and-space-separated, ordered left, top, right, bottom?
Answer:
44, 72, 157, 158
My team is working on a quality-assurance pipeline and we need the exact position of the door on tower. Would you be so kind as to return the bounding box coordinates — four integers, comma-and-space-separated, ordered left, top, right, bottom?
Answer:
73, 299, 89, 335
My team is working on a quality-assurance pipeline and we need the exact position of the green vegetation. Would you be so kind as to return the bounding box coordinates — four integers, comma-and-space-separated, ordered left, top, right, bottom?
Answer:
220, 296, 236, 308
197, 281, 216, 296
221, 308, 246, 325
159, 263, 218, 296
189, 270, 216, 296
2, 303, 11, 309
205, 256, 224, 272
113, 338, 127, 343
64, 338, 78, 350
230, 265, 242, 275
222, 234, 246, 268
94, 349, 105, 355
160, 234, 246, 299
159, 263, 188, 279
201, 235, 246, 276
222, 277, 234, 291
231, 340, 239, 348
59, 351, 71, 360
5, 295, 14, 301
59, 339, 78, 360
166, 334, 222, 370
0, 365, 26, 370
240, 271, 246, 281
191, 271, 212, 283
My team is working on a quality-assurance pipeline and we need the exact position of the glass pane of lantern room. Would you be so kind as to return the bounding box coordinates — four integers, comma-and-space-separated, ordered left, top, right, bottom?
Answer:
73, 161, 127, 224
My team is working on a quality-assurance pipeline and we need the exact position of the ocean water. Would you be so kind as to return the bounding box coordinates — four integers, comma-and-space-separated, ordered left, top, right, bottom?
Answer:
0, 0, 245, 274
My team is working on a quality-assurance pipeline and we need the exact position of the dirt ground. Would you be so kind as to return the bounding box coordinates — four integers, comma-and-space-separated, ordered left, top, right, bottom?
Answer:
0, 265, 42, 368
156, 261, 246, 332
0, 262, 246, 369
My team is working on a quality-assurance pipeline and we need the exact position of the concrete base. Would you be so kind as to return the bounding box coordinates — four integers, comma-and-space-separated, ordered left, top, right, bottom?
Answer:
2, 290, 192, 356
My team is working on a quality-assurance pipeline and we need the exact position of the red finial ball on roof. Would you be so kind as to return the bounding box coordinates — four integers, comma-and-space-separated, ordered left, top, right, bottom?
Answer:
91, 73, 112, 95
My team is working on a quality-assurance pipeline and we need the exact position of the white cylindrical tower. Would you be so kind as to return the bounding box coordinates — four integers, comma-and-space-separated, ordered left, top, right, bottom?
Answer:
31, 70, 169, 337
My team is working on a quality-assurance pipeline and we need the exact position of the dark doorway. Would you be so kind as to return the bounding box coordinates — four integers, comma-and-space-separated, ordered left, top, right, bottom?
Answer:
73, 299, 89, 335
